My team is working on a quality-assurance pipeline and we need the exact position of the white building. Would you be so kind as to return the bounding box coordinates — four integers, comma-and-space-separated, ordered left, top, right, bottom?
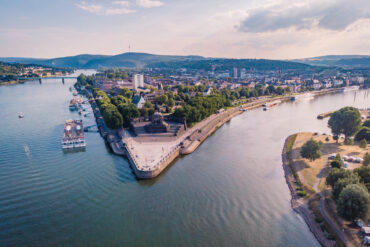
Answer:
133, 74, 144, 90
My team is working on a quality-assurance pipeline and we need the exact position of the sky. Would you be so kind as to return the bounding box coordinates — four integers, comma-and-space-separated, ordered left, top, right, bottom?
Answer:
0, 0, 369, 59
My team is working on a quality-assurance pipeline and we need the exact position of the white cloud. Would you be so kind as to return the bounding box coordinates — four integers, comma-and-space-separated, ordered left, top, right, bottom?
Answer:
75, 1, 135, 15
136, 0, 164, 8
112, 1, 131, 7
239, 0, 370, 33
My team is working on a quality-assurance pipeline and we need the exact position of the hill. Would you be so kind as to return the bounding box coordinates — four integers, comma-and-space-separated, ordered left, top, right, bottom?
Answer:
293, 55, 370, 68
0, 52, 314, 71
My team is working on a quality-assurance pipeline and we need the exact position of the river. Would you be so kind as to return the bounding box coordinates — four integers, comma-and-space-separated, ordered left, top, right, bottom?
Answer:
0, 74, 369, 246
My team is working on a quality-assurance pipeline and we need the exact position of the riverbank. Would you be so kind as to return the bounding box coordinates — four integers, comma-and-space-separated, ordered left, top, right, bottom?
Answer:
282, 134, 336, 247
282, 131, 369, 247
87, 87, 343, 179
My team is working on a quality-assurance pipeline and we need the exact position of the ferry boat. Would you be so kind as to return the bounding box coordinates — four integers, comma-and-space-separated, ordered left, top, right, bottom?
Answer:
341, 86, 360, 93
62, 120, 86, 149
290, 92, 314, 101
69, 98, 83, 111
263, 100, 281, 110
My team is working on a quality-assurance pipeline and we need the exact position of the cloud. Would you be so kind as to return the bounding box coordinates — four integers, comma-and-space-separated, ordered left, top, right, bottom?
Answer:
239, 0, 370, 33
112, 1, 131, 7
75, 1, 134, 15
136, 0, 164, 8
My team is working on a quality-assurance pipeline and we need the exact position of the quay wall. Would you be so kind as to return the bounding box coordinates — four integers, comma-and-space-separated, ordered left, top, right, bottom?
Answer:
125, 144, 181, 179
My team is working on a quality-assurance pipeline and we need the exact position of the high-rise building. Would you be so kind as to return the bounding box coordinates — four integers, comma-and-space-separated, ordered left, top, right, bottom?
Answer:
133, 74, 144, 90
233, 67, 238, 79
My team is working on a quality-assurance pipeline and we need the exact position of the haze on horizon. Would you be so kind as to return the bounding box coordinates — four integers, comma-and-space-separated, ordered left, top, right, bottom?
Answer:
0, 0, 369, 60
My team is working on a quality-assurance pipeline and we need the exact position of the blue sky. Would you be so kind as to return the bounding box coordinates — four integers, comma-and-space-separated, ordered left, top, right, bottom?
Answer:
0, 0, 369, 59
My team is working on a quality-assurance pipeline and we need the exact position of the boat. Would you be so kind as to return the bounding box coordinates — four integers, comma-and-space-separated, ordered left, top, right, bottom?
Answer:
62, 120, 86, 149
72, 90, 78, 96
263, 100, 281, 110
18, 112, 24, 118
291, 92, 314, 100
69, 98, 83, 111
263, 106, 269, 111
69, 86, 73, 92
341, 86, 360, 93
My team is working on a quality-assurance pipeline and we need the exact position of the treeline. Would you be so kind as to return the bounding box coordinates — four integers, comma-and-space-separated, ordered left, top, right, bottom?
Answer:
326, 165, 370, 221
92, 88, 156, 129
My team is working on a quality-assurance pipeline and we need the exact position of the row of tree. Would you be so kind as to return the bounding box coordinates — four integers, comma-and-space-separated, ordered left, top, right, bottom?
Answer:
326, 167, 370, 221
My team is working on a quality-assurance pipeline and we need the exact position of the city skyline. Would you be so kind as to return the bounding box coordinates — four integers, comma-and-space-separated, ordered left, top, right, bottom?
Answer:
0, 0, 369, 59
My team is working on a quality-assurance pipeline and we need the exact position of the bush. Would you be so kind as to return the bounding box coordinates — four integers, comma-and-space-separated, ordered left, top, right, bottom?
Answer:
344, 138, 354, 145
325, 137, 330, 142
364, 153, 370, 166
297, 191, 307, 197
359, 139, 368, 148
355, 127, 370, 141
330, 160, 342, 168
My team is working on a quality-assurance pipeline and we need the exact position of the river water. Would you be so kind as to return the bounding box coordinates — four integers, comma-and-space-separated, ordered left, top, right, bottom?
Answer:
0, 73, 369, 246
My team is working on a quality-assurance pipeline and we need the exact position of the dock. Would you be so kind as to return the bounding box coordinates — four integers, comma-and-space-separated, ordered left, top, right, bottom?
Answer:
317, 111, 333, 119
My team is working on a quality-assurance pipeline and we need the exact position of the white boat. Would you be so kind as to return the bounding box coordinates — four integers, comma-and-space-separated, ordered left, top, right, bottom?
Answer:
62, 120, 86, 149
18, 112, 24, 118
341, 86, 360, 93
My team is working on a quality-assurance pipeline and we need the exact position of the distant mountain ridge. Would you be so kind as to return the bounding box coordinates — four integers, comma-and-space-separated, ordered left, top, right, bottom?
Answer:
292, 55, 370, 68
0, 53, 206, 69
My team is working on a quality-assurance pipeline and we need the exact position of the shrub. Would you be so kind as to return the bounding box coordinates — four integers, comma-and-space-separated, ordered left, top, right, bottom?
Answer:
355, 127, 370, 141
330, 160, 342, 168
364, 153, 370, 166
359, 139, 368, 148
297, 191, 307, 197
325, 137, 330, 142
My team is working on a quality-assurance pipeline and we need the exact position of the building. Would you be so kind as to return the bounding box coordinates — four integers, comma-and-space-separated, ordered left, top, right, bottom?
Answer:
233, 67, 238, 79
133, 74, 144, 90
132, 95, 146, 109
203, 86, 213, 96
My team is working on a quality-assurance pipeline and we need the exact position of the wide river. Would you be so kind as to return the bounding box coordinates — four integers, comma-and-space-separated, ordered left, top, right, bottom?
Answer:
0, 72, 369, 246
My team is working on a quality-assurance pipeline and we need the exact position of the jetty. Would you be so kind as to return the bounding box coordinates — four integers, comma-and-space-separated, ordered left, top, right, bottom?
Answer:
317, 111, 333, 119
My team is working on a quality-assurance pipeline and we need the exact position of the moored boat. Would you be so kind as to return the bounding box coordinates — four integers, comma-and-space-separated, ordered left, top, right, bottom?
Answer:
62, 119, 86, 149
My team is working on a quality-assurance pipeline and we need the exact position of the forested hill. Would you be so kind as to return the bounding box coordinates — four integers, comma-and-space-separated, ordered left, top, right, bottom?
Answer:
150, 58, 314, 71
0, 52, 315, 71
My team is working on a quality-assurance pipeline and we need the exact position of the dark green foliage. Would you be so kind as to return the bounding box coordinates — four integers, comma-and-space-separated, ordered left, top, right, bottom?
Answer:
354, 166, 370, 184
119, 88, 134, 99
363, 120, 370, 128
328, 107, 362, 140
330, 160, 343, 169
355, 127, 370, 141
359, 139, 368, 148
364, 153, 370, 166
332, 174, 360, 200
300, 139, 323, 161
117, 103, 140, 125
326, 168, 354, 187
337, 184, 369, 221
111, 95, 130, 106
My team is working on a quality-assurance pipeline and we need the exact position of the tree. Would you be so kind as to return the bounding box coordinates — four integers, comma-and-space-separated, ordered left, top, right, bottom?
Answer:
364, 153, 370, 166
328, 107, 362, 141
117, 103, 140, 125
354, 166, 370, 184
332, 174, 360, 200
363, 120, 370, 128
355, 127, 370, 141
326, 168, 354, 187
337, 184, 369, 221
330, 154, 343, 168
167, 98, 175, 107
300, 138, 323, 161
359, 139, 368, 148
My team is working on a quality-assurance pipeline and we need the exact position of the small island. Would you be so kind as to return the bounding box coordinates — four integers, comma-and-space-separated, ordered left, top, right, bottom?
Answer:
283, 106, 370, 247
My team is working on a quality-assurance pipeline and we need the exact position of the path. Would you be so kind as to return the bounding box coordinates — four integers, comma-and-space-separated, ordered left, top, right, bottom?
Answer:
313, 156, 328, 192
318, 192, 356, 247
